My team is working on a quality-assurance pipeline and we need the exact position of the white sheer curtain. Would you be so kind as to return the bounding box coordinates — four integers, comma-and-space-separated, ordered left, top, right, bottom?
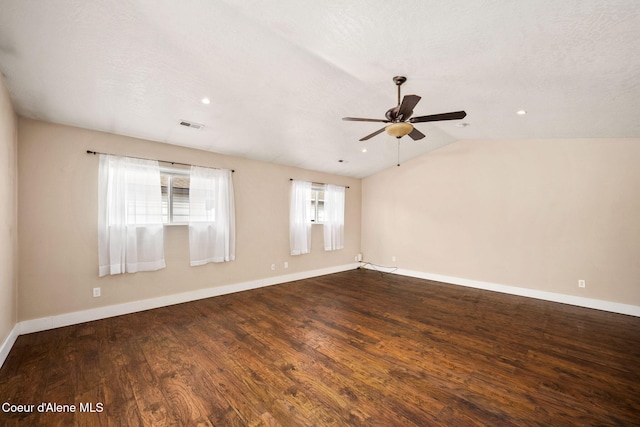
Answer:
323, 184, 345, 251
98, 154, 165, 276
188, 166, 235, 266
290, 180, 312, 255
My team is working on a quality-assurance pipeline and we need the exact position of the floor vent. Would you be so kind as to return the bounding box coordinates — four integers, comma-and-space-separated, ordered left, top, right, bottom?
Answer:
179, 120, 204, 130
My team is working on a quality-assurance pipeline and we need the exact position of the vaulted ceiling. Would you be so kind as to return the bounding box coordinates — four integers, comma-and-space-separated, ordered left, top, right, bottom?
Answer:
1, 0, 639, 177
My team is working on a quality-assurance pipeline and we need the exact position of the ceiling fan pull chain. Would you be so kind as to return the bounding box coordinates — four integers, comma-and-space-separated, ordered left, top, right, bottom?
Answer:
397, 140, 400, 167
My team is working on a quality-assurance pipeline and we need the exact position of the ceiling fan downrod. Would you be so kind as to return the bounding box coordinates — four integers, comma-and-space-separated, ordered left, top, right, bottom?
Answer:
393, 76, 407, 107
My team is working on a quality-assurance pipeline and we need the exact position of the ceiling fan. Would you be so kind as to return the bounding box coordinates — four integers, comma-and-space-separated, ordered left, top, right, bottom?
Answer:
342, 76, 467, 141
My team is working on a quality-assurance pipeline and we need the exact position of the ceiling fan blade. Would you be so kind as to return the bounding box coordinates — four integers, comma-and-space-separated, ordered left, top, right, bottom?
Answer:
397, 95, 421, 120
342, 117, 389, 123
408, 127, 426, 141
409, 110, 467, 123
359, 127, 386, 141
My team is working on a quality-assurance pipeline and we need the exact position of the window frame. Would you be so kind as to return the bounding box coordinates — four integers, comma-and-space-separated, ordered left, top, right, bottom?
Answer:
160, 166, 190, 226
310, 183, 326, 224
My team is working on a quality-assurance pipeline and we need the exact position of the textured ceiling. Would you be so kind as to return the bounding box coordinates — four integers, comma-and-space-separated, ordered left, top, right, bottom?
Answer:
1, 0, 639, 177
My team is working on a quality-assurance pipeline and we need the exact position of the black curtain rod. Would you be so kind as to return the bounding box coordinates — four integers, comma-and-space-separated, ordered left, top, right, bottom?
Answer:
86, 150, 234, 172
290, 178, 349, 189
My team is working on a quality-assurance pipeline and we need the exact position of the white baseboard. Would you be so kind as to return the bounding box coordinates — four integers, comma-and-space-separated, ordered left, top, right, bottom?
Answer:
377, 266, 640, 317
0, 324, 19, 369
17, 263, 359, 336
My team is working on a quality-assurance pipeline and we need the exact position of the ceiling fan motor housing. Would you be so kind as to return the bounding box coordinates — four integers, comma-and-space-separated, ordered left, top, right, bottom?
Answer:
385, 107, 400, 121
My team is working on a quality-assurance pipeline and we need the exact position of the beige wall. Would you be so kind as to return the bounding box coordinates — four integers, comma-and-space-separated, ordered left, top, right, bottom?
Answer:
17, 118, 361, 321
0, 74, 18, 344
362, 138, 640, 306
15, 116, 640, 323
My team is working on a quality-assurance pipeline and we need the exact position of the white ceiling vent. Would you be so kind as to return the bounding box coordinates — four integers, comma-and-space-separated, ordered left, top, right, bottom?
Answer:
179, 120, 204, 130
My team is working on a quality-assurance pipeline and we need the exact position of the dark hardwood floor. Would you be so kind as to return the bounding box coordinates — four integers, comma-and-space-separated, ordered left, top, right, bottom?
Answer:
1, 269, 640, 426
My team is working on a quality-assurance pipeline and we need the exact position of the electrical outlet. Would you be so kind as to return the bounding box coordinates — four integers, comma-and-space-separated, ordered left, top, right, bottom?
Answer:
578, 280, 586, 288
392, 256, 396, 262
93, 287, 101, 298
284, 262, 288, 269
271, 263, 276, 271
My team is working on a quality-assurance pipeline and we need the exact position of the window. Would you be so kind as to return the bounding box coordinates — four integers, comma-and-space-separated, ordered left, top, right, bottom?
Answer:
97, 155, 234, 274
290, 180, 345, 255
310, 184, 325, 223
160, 168, 190, 224
160, 165, 236, 263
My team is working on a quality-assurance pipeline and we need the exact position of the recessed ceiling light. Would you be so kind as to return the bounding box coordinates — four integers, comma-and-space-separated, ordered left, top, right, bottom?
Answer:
201, 97, 211, 105
361, 148, 368, 153
455, 122, 470, 128
516, 110, 527, 115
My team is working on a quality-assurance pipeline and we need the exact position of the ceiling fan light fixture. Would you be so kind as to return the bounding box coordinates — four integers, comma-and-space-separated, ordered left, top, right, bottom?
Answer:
385, 122, 414, 138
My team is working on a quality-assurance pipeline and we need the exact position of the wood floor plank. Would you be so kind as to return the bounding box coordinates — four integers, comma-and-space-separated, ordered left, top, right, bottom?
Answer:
1, 269, 640, 426
99, 317, 145, 427
231, 288, 443, 425
189, 303, 340, 425
120, 332, 175, 426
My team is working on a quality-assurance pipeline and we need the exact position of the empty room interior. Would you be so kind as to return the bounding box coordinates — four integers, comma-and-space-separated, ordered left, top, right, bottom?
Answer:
1, 1, 640, 425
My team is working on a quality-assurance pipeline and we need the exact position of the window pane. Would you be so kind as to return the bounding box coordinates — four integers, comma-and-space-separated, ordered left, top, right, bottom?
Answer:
172, 187, 190, 223
309, 186, 326, 223
316, 200, 325, 223
172, 176, 190, 223
316, 189, 325, 222
161, 175, 169, 224
160, 172, 190, 224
